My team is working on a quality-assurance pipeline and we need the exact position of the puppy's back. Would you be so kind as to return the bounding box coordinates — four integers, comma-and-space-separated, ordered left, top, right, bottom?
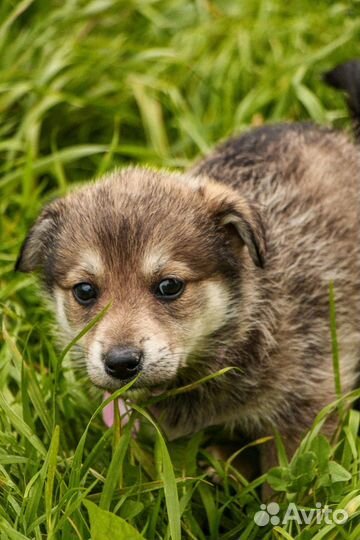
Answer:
194, 119, 360, 397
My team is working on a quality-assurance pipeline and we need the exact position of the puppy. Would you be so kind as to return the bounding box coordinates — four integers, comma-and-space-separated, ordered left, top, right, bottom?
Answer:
16, 61, 360, 476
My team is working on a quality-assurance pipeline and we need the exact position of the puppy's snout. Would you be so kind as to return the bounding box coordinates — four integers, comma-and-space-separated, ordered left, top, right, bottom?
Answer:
104, 346, 143, 380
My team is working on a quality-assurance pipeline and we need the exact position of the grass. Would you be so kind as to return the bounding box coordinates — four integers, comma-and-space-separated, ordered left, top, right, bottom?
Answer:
1, 0, 360, 538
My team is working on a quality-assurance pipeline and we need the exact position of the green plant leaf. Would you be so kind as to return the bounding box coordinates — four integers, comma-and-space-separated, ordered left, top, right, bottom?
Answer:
267, 466, 291, 492
289, 452, 317, 490
328, 461, 352, 483
309, 435, 331, 473
84, 500, 145, 540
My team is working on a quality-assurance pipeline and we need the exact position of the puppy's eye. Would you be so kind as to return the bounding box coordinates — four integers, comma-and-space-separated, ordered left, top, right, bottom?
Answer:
72, 282, 97, 305
155, 278, 185, 301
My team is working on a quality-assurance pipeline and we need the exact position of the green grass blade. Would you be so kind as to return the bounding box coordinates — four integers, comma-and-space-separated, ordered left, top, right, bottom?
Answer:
329, 281, 342, 399
131, 404, 181, 540
45, 425, 60, 538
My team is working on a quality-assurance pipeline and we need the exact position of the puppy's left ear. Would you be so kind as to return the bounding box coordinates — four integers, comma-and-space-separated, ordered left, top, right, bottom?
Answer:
15, 200, 63, 273
204, 182, 266, 268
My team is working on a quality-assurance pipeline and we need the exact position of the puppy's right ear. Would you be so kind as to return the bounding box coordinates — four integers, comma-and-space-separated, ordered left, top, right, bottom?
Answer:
202, 181, 267, 268
15, 201, 63, 273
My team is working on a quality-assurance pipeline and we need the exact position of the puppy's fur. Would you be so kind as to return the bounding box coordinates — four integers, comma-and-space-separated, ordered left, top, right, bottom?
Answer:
16, 61, 360, 475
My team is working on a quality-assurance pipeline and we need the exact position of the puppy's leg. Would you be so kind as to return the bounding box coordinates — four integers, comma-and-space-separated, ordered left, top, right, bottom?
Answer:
259, 434, 301, 501
205, 442, 260, 482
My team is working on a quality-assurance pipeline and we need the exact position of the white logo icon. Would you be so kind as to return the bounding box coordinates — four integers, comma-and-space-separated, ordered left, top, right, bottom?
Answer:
254, 503, 280, 526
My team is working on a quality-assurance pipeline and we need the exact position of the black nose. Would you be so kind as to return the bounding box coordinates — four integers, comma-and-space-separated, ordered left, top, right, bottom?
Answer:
104, 346, 143, 380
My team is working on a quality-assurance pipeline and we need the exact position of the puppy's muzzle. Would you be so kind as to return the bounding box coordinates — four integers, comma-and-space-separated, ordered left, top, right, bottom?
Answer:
103, 346, 143, 380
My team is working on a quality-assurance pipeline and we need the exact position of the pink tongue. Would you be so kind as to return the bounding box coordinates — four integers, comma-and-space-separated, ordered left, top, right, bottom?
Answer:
102, 387, 165, 429
102, 393, 141, 435
102, 392, 131, 428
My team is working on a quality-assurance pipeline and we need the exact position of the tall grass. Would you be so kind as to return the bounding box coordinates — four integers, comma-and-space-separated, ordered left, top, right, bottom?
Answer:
1, 1, 360, 538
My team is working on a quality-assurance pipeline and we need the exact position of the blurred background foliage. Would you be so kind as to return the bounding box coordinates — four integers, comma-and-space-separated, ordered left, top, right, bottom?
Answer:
2, 0, 360, 271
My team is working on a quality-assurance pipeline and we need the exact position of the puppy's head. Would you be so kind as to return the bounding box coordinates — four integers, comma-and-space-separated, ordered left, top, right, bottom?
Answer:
16, 168, 266, 391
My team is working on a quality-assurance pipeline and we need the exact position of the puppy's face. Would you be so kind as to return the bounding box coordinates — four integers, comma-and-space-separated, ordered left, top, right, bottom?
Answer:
16, 168, 265, 392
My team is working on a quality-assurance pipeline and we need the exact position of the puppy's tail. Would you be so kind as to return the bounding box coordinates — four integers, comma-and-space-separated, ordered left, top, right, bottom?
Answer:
324, 59, 360, 141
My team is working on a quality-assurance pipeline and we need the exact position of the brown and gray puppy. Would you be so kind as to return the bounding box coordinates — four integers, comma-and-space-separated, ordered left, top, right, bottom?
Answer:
16, 61, 360, 473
